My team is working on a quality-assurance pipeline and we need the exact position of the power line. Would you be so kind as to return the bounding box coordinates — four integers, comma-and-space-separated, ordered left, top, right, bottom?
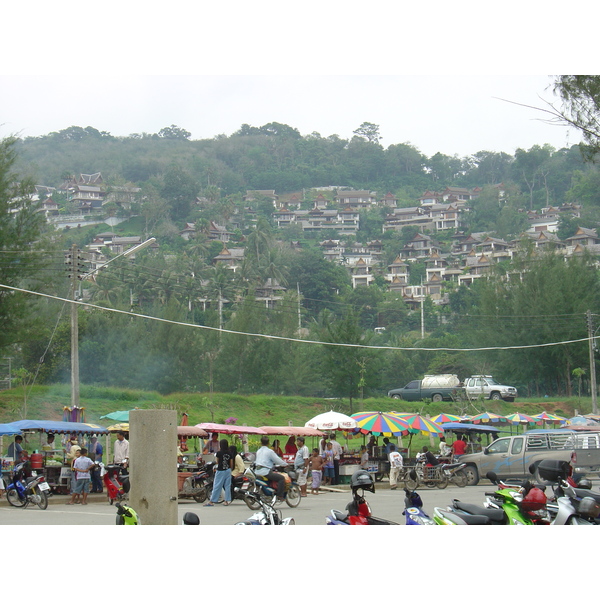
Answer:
1, 282, 598, 353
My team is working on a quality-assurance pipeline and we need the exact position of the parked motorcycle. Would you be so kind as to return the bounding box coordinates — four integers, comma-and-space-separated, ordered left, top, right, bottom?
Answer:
103, 463, 130, 505
405, 453, 468, 490
326, 469, 399, 525
179, 463, 215, 503
403, 489, 435, 525
244, 464, 301, 509
5, 461, 50, 510
235, 491, 296, 525
535, 460, 600, 525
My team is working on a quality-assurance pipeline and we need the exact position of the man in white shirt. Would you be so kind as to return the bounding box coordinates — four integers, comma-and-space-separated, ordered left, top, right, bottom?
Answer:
255, 436, 288, 502
293, 437, 310, 497
388, 444, 404, 490
113, 432, 129, 465
329, 434, 343, 485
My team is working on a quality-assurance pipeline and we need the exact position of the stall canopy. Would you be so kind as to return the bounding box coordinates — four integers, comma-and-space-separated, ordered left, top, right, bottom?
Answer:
442, 422, 500, 434
6, 420, 109, 435
196, 423, 267, 435
260, 426, 323, 437
178, 426, 208, 438
0, 423, 22, 436
100, 410, 135, 422
305, 411, 358, 431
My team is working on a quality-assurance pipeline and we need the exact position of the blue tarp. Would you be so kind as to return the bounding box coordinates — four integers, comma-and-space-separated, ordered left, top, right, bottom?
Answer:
442, 422, 500, 434
5, 420, 109, 435
0, 423, 23, 436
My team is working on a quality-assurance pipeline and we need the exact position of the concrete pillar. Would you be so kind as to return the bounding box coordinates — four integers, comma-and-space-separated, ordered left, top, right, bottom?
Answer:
129, 409, 178, 525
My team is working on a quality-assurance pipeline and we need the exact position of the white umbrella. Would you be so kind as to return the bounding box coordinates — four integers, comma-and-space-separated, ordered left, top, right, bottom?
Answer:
305, 410, 358, 430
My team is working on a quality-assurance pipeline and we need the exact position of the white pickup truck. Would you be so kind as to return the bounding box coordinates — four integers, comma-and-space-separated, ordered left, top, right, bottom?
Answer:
463, 375, 517, 402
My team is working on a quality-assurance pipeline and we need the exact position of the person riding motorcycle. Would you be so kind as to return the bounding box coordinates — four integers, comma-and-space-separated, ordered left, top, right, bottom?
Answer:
255, 436, 288, 503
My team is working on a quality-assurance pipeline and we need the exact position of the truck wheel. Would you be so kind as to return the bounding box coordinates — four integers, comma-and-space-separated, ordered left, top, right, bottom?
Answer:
390, 394, 401, 400
490, 392, 502, 401
431, 393, 443, 403
462, 466, 480, 486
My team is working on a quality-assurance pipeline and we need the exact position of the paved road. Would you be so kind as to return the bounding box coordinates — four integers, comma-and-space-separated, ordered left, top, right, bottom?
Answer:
0, 483, 497, 525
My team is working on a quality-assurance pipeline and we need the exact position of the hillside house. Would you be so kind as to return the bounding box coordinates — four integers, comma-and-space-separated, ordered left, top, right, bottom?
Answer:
334, 190, 377, 208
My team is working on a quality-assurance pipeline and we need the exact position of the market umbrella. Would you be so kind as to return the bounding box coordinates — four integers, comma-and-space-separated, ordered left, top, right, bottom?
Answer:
532, 411, 566, 423
305, 410, 358, 431
504, 412, 539, 424
100, 410, 134, 422
399, 414, 444, 436
107, 423, 129, 432
469, 412, 508, 424
431, 413, 462, 424
350, 411, 411, 437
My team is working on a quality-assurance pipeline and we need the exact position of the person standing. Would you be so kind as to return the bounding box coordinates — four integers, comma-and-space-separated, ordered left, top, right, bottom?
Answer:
359, 445, 369, 469
439, 436, 452, 458
329, 434, 343, 485
388, 444, 403, 490
309, 448, 325, 495
205, 439, 232, 507
451, 435, 467, 458
113, 432, 129, 466
322, 442, 335, 485
7, 435, 24, 463
88, 436, 103, 493
203, 432, 220, 455
293, 437, 310, 497
68, 448, 94, 505
229, 444, 245, 501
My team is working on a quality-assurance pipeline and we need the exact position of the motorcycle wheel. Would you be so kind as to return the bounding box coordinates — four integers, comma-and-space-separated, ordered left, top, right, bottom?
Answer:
36, 488, 49, 510
436, 477, 448, 490
6, 489, 27, 508
403, 471, 419, 491
285, 485, 301, 508
244, 484, 261, 510
193, 487, 208, 503
451, 471, 468, 488
425, 481, 436, 488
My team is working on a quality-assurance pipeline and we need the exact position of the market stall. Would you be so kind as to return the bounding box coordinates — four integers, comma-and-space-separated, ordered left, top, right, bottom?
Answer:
441, 422, 501, 454
2, 419, 109, 494
259, 425, 323, 463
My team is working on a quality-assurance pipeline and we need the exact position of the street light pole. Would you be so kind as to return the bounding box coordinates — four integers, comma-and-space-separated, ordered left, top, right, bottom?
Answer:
70, 238, 155, 405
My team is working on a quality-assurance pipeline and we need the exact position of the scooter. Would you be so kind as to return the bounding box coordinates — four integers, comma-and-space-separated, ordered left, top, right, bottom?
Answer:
535, 460, 600, 525
114, 502, 200, 525
103, 463, 130, 505
325, 478, 399, 525
244, 465, 302, 509
5, 461, 50, 510
403, 490, 436, 525
235, 491, 295, 525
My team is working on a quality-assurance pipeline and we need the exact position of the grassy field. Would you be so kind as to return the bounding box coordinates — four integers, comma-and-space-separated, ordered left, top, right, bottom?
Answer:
0, 384, 594, 428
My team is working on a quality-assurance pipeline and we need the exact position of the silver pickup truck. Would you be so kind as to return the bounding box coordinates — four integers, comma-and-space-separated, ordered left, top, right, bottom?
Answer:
457, 429, 600, 485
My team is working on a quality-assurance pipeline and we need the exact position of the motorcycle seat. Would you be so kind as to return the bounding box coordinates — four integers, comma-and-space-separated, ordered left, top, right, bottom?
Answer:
444, 510, 492, 525
331, 509, 348, 522
452, 500, 506, 524
574, 488, 600, 502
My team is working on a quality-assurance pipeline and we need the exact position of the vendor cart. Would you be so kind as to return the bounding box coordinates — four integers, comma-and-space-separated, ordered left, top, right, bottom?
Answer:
2, 419, 109, 495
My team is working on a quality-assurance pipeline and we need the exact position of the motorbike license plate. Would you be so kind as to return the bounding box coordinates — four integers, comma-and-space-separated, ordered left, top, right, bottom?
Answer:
38, 482, 50, 491
241, 482, 249, 490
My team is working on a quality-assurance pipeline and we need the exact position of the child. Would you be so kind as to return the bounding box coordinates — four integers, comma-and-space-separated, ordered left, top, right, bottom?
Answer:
323, 442, 335, 485
68, 448, 94, 505
309, 448, 325, 495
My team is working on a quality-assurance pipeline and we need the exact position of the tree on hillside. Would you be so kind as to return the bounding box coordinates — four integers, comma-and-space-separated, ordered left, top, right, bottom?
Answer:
0, 136, 51, 352
158, 125, 191, 140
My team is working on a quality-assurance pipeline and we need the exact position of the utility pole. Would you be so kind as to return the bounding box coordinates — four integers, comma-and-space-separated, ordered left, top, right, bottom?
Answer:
297, 282, 302, 335
587, 310, 598, 414
421, 278, 425, 339
67, 244, 84, 406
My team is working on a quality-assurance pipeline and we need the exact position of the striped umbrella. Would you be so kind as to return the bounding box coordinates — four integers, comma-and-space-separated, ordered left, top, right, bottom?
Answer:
505, 412, 539, 424
431, 413, 462, 424
532, 411, 566, 423
469, 412, 508, 424
350, 411, 411, 437
399, 413, 444, 436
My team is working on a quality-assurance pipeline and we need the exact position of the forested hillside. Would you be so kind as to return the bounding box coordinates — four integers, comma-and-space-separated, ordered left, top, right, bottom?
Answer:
3, 118, 600, 404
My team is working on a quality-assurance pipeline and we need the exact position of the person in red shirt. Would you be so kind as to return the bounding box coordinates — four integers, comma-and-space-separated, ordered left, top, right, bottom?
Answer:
451, 435, 468, 457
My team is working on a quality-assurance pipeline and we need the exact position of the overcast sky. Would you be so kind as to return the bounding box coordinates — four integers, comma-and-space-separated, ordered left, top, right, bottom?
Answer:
1, 2, 594, 160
